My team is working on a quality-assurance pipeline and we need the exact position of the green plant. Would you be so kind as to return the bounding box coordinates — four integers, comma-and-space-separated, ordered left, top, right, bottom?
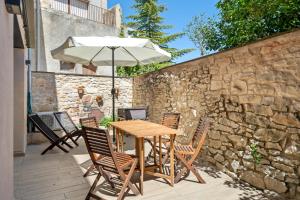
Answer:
250, 143, 262, 164
100, 116, 113, 128
187, 0, 300, 52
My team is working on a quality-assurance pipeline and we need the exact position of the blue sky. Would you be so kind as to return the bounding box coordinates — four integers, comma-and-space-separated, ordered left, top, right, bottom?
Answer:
108, 0, 219, 63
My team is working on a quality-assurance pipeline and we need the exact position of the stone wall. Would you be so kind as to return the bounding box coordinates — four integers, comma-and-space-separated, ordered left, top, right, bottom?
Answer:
133, 30, 300, 199
32, 72, 133, 124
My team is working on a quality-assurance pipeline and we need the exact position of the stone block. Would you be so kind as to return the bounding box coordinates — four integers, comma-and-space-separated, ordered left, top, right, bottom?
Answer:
228, 112, 243, 123
264, 176, 288, 193
214, 154, 225, 163
272, 162, 294, 173
254, 128, 286, 142
246, 112, 269, 127
272, 113, 300, 128
211, 80, 223, 91
265, 142, 282, 151
228, 135, 247, 148
231, 80, 247, 95
209, 131, 221, 140
245, 104, 273, 116
240, 171, 265, 189
208, 139, 222, 149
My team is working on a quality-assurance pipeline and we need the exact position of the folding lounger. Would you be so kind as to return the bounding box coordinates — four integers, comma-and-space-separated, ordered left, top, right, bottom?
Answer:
28, 113, 73, 155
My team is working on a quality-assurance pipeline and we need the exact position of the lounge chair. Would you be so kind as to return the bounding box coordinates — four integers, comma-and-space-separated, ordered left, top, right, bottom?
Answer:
54, 111, 82, 146
28, 113, 73, 155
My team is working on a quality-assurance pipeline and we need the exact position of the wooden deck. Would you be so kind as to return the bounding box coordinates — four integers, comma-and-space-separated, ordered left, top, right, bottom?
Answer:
14, 139, 283, 200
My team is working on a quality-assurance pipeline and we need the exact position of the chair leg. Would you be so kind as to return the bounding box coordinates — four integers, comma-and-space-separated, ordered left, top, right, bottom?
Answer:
118, 160, 139, 200
75, 135, 81, 141
175, 153, 205, 184
69, 136, 79, 146
56, 144, 69, 153
61, 139, 73, 149
189, 164, 205, 183
41, 143, 56, 155
86, 172, 102, 200
83, 164, 95, 177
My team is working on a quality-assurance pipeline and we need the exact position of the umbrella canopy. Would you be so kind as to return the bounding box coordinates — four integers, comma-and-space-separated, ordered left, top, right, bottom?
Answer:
51, 36, 171, 141
51, 36, 171, 66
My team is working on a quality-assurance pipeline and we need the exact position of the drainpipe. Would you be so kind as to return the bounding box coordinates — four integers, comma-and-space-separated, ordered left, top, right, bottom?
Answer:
35, 0, 40, 71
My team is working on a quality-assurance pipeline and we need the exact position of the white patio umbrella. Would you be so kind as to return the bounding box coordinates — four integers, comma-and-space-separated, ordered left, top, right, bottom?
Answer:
51, 36, 171, 139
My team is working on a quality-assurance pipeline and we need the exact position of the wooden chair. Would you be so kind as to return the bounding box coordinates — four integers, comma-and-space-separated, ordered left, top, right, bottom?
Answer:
54, 111, 82, 146
79, 117, 99, 177
82, 126, 140, 200
146, 113, 180, 161
173, 118, 210, 184
28, 114, 73, 155
80, 117, 99, 129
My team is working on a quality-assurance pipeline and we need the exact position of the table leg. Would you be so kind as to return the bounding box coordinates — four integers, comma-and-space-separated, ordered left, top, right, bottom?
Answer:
170, 135, 175, 186
116, 128, 120, 152
120, 131, 124, 152
138, 137, 144, 195
159, 136, 162, 173
153, 136, 157, 166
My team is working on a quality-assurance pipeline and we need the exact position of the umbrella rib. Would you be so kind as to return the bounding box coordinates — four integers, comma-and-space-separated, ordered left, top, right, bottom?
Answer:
89, 46, 105, 65
122, 47, 140, 65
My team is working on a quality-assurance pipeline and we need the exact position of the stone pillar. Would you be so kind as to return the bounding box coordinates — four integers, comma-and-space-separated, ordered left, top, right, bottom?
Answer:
110, 4, 122, 29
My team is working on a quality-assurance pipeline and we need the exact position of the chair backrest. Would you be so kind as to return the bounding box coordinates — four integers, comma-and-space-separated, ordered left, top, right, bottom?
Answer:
82, 126, 119, 174
28, 114, 60, 142
161, 113, 180, 129
192, 117, 210, 149
88, 108, 104, 123
54, 111, 78, 135
80, 117, 98, 128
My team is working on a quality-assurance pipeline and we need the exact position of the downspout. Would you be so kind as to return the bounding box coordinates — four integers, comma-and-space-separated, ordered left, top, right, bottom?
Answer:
35, 0, 40, 71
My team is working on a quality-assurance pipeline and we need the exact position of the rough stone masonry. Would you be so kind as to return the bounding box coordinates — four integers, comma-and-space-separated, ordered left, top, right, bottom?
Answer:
133, 30, 300, 199
32, 72, 133, 124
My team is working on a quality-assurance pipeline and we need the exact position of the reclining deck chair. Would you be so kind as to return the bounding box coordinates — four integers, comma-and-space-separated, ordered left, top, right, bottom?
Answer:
82, 126, 140, 200
173, 118, 210, 184
54, 111, 82, 146
28, 114, 73, 155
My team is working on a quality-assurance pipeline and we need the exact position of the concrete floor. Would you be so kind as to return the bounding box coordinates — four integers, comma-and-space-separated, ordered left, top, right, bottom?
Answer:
14, 138, 283, 200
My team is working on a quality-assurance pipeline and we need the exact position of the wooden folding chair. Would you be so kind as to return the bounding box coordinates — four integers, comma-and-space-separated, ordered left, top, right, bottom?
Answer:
145, 113, 180, 162
173, 118, 210, 184
28, 114, 73, 155
82, 126, 140, 200
54, 111, 82, 146
80, 117, 99, 177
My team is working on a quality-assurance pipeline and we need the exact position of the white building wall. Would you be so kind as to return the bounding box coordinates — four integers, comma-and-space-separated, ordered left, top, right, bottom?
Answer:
0, 1, 14, 199
13, 48, 27, 155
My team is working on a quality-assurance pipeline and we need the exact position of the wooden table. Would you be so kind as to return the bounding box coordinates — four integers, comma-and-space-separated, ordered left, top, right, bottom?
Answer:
110, 120, 178, 195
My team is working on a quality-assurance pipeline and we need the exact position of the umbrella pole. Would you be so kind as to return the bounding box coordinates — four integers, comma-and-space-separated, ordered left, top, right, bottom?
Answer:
111, 47, 116, 142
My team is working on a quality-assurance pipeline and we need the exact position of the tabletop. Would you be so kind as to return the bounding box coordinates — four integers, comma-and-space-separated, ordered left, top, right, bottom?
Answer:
110, 120, 178, 138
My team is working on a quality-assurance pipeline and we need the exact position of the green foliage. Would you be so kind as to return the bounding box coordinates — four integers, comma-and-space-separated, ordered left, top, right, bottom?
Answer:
250, 143, 262, 164
100, 116, 113, 128
117, 0, 194, 77
185, 14, 220, 55
187, 0, 300, 51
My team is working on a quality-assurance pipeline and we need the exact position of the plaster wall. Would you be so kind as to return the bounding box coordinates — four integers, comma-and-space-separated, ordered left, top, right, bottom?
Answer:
34, 1, 119, 76
13, 48, 27, 155
0, 1, 14, 199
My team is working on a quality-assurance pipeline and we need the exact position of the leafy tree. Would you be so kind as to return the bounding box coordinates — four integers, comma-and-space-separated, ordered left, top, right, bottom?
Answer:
117, 0, 193, 76
185, 14, 220, 55
187, 0, 300, 51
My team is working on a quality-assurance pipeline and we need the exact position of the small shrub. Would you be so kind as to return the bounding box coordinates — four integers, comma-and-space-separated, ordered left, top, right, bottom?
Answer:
100, 116, 113, 128
250, 143, 262, 164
